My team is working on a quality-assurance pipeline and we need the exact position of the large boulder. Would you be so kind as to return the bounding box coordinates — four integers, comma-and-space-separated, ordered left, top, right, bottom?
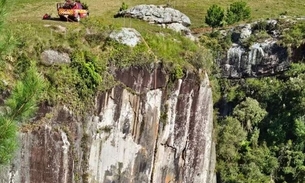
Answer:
115, 4, 193, 37
109, 27, 142, 47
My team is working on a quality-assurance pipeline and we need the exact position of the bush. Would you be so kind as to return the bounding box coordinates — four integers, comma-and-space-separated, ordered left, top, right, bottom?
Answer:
282, 22, 305, 47
226, 1, 251, 25
253, 20, 268, 31
71, 50, 104, 99
119, 2, 128, 11
205, 4, 225, 29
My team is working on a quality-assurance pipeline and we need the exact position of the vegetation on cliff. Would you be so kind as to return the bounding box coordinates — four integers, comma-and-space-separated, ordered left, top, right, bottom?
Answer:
0, 0, 45, 165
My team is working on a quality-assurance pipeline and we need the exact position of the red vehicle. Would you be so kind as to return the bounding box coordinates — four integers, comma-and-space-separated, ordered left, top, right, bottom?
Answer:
57, 1, 89, 22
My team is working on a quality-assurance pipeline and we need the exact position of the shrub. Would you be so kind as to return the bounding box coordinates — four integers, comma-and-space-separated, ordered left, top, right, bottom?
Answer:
205, 4, 225, 29
170, 64, 184, 80
119, 2, 128, 11
253, 21, 268, 31
226, 1, 251, 25
282, 22, 305, 47
70, 50, 104, 99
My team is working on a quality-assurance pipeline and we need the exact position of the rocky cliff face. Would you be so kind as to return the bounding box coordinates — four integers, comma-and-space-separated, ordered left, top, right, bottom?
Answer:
222, 40, 289, 78
0, 65, 215, 183
218, 20, 305, 78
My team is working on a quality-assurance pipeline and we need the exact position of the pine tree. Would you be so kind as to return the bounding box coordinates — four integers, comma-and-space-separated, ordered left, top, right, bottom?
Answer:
0, 0, 45, 165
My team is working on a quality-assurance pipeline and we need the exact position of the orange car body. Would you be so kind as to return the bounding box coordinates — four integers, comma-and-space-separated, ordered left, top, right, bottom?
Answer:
57, 3, 89, 21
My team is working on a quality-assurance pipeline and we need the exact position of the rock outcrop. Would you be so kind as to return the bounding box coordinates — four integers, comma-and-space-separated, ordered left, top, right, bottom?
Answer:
109, 28, 142, 47
218, 20, 303, 78
40, 50, 71, 66
222, 40, 289, 78
0, 65, 215, 183
114, 5, 195, 40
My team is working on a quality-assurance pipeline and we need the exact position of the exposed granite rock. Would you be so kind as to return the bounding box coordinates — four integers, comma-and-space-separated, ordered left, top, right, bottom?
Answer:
109, 27, 142, 47
114, 4, 194, 39
87, 66, 215, 183
218, 20, 294, 78
240, 24, 252, 40
115, 4, 190, 26
0, 105, 84, 183
222, 40, 289, 78
40, 50, 71, 66
0, 65, 215, 183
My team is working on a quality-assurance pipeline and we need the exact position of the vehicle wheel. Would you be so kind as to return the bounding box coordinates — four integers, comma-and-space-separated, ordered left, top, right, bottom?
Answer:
75, 14, 80, 22
60, 16, 66, 21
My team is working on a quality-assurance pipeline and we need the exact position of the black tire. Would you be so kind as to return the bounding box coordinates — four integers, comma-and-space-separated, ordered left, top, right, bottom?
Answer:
60, 15, 67, 21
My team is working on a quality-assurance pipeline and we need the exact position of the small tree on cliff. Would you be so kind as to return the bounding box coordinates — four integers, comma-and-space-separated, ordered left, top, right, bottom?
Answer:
0, 65, 45, 164
205, 4, 225, 30
0, 0, 47, 165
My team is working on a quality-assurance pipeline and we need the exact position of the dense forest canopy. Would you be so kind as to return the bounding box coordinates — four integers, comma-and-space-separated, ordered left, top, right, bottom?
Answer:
216, 67, 305, 182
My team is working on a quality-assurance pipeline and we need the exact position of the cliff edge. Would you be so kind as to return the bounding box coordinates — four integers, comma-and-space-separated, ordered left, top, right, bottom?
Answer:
0, 65, 215, 183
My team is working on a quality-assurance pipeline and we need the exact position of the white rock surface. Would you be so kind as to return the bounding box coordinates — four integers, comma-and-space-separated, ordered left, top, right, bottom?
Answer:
240, 24, 252, 39
109, 27, 142, 47
115, 4, 195, 39
40, 49, 71, 66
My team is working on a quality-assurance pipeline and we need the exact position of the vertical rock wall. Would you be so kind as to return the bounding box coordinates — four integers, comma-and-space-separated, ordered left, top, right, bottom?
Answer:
0, 66, 215, 183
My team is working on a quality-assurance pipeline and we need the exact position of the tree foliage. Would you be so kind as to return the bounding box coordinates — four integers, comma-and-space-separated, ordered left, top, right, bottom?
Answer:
0, 65, 45, 164
205, 2, 251, 28
205, 4, 224, 28
233, 97, 267, 132
0, 0, 45, 165
226, 1, 251, 25
5, 66, 45, 122
216, 63, 305, 182
119, 2, 128, 11
217, 97, 273, 182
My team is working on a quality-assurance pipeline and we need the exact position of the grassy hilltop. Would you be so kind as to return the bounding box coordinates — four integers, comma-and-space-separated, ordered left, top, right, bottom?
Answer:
9, 0, 305, 27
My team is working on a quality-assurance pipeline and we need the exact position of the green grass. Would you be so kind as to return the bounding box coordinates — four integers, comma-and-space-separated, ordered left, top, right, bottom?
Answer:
8, 0, 305, 28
